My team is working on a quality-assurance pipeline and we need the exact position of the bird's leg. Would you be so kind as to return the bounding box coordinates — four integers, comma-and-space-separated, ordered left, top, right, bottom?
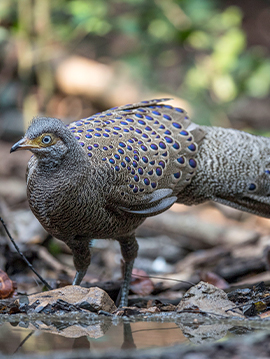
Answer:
118, 234, 139, 307
66, 238, 91, 286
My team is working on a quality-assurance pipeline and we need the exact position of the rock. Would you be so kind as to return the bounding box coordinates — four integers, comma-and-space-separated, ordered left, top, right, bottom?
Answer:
177, 281, 243, 318
26, 285, 117, 313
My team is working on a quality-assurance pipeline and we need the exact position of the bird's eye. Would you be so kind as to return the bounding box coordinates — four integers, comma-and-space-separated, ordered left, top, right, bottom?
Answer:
42, 135, 52, 145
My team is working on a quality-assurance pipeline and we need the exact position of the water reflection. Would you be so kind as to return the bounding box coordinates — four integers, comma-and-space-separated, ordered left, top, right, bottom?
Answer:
0, 313, 260, 356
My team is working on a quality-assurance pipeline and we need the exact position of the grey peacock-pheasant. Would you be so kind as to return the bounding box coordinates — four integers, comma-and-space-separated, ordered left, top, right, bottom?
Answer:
10, 99, 270, 306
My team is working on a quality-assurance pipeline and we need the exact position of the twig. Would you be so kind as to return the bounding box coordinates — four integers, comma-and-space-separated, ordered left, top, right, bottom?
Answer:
132, 273, 195, 286
0, 216, 52, 290
13, 331, 34, 354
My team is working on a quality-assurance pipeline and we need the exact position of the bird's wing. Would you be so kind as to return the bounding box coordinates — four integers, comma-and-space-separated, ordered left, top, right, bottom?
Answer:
68, 99, 205, 215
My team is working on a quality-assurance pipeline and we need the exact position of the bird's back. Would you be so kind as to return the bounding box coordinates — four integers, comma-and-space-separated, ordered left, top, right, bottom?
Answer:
67, 99, 205, 205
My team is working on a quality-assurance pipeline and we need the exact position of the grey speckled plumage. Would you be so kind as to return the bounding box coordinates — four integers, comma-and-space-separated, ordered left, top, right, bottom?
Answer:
10, 98, 270, 306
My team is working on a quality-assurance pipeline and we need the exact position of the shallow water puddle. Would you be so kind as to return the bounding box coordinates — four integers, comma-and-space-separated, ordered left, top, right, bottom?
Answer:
0, 320, 185, 355
0, 313, 269, 356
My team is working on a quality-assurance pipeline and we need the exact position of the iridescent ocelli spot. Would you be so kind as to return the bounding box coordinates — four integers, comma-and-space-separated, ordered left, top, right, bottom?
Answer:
121, 121, 128, 125
121, 162, 126, 167
180, 130, 188, 136
150, 160, 155, 165
135, 129, 142, 134
105, 129, 110, 132
163, 105, 172, 109
75, 136, 80, 140
163, 114, 171, 121
129, 184, 134, 189
150, 144, 158, 150
175, 108, 184, 113
159, 125, 165, 130
118, 148, 124, 154
156, 168, 162, 176
114, 126, 121, 131
138, 141, 143, 145
70, 127, 76, 130
76, 123, 83, 126
126, 118, 134, 122
162, 152, 167, 157
177, 157, 185, 164
115, 166, 120, 171
131, 169, 135, 175
174, 172, 181, 179
145, 116, 153, 121
113, 131, 118, 135
88, 153, 92, 157
79, 142, 84, 146
134, 175, 139, 182
94, 133, 101, 137
173, 142, 180, 150
157, 142, 165, 150
172, 122, 181, 129
189, 159, 197, 168
127, 145, 132, 150
103, 146, 108, 151
87, 146, 92, 150
188, 144, 196, 151
133, 186, 138, 193
141, 145, 147, 151
151, 182, 157, 188
145, 126, 152, 131
158, 161, 165, 168
114, 154, 120, 160
128, 139, 134, 144
148, 170, 153, 175
95, 128, 102, 131
130, 126, 134, 131
103, 133, 109, 137
138, 168, 143, 175
138, 108, 146, 112
85, 134, 92, 139
142, 156, 148, 163
102, 157, 106, 161
165, 137, 173, 143
135, 113, 143, 118
142, 134, 148, 139
133, 161, 138, 168
125, 156, 131, 162
134, 155, 139, 161
164, 130, 171, 135
144, 178, 150, 185
152, 111, 161, 116
93, 144, 99, 148
248, 183, 256, 191
123, 129, 129, 132
138, 120, 146, 125
77, 130, 83, 133
109, 158, 115, 164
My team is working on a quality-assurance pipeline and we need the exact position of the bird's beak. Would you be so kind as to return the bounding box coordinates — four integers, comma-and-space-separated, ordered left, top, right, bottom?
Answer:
10, 138, 39, 153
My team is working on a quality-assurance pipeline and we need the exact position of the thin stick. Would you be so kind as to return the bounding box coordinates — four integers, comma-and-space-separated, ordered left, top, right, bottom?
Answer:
0, 216, 52, 290
132, 273, 195, 286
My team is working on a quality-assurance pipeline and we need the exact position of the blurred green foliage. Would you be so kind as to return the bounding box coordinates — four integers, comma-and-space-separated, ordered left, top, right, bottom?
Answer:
0, 0, 270, 127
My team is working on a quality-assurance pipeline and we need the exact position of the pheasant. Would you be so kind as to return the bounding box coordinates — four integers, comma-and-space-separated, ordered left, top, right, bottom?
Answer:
10, 99, 270, 306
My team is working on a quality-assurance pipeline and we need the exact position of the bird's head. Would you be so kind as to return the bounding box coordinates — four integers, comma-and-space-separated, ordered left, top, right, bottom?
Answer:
10, 117, 80, 165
